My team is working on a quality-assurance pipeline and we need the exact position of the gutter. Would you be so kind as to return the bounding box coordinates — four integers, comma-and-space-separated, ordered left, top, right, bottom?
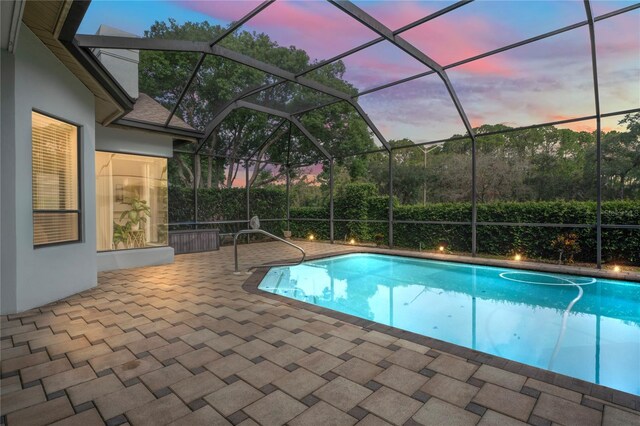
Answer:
7, 0, 25, 53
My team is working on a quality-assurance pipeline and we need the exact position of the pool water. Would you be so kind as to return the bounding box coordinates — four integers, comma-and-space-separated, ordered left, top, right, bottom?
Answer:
258, 253, 640, 396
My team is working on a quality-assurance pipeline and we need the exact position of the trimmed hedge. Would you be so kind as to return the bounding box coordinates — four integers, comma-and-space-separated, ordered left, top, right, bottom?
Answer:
334, 183, 378, 240
170, 184, 640, 264
289, 206, 330, 240
169, 186, 286, 223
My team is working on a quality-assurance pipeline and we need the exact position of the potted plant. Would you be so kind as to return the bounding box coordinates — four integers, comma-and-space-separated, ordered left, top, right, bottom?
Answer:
120, 195, 151, 231
112, 221, 131, 249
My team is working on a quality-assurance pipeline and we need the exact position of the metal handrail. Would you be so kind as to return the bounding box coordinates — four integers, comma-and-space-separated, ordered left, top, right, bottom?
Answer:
233, 229, 306, 273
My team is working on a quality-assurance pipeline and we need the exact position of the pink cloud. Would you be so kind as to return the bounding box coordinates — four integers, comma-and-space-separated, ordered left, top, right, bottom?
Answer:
401, 14, 516, 75
546, 115, 597, 133
174, 1, 265, 23
355, 1, 453, 30
470, 118, 485, 129
555, 120, 596, 133
189, 1, 379, 62
595, 10, 640, 113
340, 43, 429, 90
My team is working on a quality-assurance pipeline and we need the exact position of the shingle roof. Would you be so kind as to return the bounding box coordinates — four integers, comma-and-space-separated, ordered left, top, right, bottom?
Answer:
122, 93, 195, 131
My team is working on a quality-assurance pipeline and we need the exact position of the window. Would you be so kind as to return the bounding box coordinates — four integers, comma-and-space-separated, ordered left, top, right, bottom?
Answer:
95, 152, 168, 251
32, 111, 80, 246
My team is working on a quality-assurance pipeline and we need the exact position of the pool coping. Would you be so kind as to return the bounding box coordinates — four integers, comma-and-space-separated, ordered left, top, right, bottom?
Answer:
242, 247, 640, 411
304, 244, 640, 283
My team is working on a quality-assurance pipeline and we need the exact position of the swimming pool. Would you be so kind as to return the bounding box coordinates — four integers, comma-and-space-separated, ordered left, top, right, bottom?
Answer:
258, 253, 640, 396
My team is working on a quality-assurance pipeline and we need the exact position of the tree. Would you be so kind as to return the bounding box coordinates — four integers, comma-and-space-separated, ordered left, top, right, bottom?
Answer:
601, 113, 640, 200
139, 19, 375, 190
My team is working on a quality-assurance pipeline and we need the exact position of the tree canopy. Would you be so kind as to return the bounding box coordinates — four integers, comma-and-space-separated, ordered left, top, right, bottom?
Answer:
139, 19, 376, 190
357, 114, 639, 205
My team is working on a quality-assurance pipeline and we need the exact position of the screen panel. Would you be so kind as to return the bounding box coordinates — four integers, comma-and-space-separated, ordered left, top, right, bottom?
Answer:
447, 26, 595, 129
168, 153, 196, 225
393, 138, 473, 207
400, 0, 586, 66
78, 1, 263, 37
358, 73, 467, 143
475, 122, 597, 205
248, 160, 287, 229
591, 1, 638, 18
130, 51, 206, 129
331, 150, 390, 244
218, 0, 379, 73
290, 163, 328, 209
595, 9, 640, 114
352, 0, 457, 31
175, 55, 278, 131
304, 40, 430, 94
602, 228, 640, 267
299, 101, 384, 157
244, 82, 339, 114
476, 225, 597, 265
601, 113, 640, 224
263, 124, 328, 166
196, 160, 248, 224
198, 109, 287, 161
288, 161, 330, 241
393, 223, 472, 254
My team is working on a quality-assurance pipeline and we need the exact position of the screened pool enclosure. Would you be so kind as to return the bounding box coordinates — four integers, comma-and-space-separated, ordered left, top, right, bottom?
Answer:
75, 0, 640, 268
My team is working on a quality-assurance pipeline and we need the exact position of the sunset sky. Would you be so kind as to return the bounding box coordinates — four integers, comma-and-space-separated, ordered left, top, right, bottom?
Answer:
79, 1, 639, 139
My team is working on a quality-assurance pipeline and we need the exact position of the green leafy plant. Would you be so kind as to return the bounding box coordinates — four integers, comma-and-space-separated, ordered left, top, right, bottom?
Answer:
374, 233, 385, 247
120, 195, 151, 230
551, 232, 581, 264
112, 222, 131, 249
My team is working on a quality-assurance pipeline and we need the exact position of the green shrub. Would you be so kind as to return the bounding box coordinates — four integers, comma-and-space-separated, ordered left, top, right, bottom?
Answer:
170, 184, 640, 265
168, 187, 194, 223
334, 183, 377, 240
289, 207, 330, 240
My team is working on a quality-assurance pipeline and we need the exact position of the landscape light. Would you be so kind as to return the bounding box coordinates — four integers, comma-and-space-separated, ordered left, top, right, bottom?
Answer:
514, 254, 522, 261
613, 265, 621, 272
438, 246, 445, 252
350, 238, 355, 245
308, 234, 314, 241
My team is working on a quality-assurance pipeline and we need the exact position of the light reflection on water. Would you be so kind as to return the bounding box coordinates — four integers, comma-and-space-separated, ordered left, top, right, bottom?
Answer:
259, 253, 640, 396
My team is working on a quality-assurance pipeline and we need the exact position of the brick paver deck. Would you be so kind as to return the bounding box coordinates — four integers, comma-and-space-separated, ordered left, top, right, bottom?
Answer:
1, 241, 639, 425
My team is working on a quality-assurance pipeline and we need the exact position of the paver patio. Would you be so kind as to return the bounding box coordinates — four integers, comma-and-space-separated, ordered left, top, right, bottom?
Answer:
1, 241, 639, 425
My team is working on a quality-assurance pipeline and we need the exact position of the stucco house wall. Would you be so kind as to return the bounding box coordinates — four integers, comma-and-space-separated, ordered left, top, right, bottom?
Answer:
2, 25, 97, 313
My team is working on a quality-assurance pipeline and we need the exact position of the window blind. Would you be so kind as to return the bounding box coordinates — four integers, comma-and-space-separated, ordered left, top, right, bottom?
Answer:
32, 111, 80, 246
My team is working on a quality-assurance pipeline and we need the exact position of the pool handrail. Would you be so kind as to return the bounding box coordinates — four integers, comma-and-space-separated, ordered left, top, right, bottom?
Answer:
233, 229, 306, 273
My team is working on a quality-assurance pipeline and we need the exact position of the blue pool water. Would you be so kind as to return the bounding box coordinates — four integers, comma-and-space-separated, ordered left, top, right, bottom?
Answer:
258, 253, 640, 396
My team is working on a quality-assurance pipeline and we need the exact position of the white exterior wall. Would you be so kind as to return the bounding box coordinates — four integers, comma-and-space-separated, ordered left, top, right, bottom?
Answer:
2, 26, 97, 313
96, 125, 174, 157
0, 24, 178, 313
97, 247, 174, 272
